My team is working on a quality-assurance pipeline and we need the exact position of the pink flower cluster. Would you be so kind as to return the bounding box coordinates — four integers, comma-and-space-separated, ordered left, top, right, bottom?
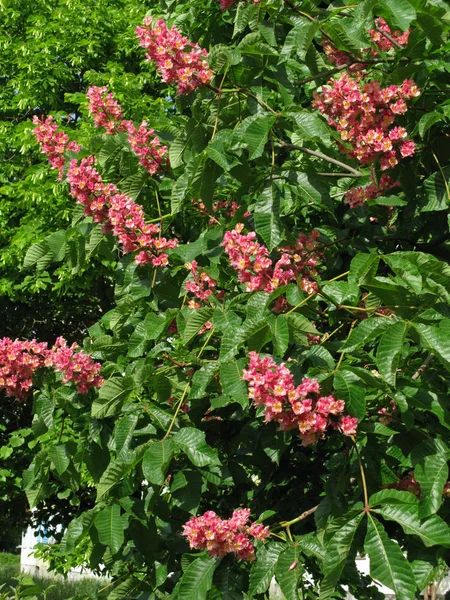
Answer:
45, 337, 104, 394
313, 73, 419, 170
33, 117, 177, 267
345, 173, 399, 209
369, 18, 410, 52
182, 508, 269, 561
218, 0, 261, 10
136, 17, 213, 95
242, 352, 358, 445
86, 86, 168, 176
184, 260, 218, 308
32, 116, 80, 179
223, 224, 320, 295
0, 337, 103, 400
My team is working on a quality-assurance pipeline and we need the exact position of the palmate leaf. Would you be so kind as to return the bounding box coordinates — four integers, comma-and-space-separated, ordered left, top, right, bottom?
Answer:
364, 514, 416, 600
376, 321, 409, 386
177, 556, 220, 600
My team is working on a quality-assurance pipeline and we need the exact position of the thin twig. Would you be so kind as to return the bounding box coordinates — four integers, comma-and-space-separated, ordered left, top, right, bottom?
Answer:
280, 505, 319, 528
412, 354, 434, 380
352, 437, 369, 511
281, 142, 363, 176
374, 23, 403, 50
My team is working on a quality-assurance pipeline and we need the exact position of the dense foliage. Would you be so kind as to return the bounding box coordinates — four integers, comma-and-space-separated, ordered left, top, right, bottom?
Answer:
2, 0, 450, 598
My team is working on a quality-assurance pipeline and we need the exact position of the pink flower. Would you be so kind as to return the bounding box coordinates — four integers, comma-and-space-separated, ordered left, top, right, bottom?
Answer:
182, 509, 269, 560
136, 17, 213, 95
0, 337, 102, 400
243, 352, 357, 445
87, 87, 169, 176
313, 73, 419, 169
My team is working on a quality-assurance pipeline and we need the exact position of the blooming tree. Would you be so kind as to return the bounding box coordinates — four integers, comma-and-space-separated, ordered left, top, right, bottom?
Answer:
2, 0, 450, 598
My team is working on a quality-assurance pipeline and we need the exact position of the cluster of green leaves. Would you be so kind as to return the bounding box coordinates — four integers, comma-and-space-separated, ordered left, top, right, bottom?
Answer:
2, 0, 450, 598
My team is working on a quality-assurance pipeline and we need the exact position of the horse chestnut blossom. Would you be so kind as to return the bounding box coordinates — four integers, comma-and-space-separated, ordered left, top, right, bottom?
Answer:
182, 508, 269, 561
136, 17, 213, 95
33, 117, 177, 267
369, 18, 410, 52
0, 337, 103, 400
32, 116, 80, 178
184, 260, 218, 308
345, 173, 399, 209
313, 73, 419, 170
223, 224, 321, 295
86, 86, 169, 176
242, 352, 358, 445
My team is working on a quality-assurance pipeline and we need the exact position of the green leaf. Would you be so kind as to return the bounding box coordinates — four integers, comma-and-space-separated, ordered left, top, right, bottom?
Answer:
340, 318, 393, 353
174, 428, 220, 467
183, 308, 213, 344
374, 503, 450, 548
219, 359, 248, 408
46, 230, 67, 261
378, 0, 416, 30
189, 363, 219, 400
376, 321, 409, 386
254, 183, 283, 251
142, 439, 175, 486
95, 505, 124, 555
382, 254, 422, 294
320, 511, 364, 600
269, 314, 289, 356
96, 455, 135, 501
234, 114, 276, 160
411, 438, 450, 517
333, 370, 366, 420
412, 323, 450, 372
48, 444, 70, 476
248, 542, 284, 595
289, 110, 331, 144
418, 112, 443, 138
91, 377, 134, 419
364, 514, 416, 599
348, 253, 379, 286
275, 545, 302, 600
280, 19, 320, 61
23, 241, 52, 270
421, 166, 450, 212
171, 470, 203, 514
177, 556, 219, 600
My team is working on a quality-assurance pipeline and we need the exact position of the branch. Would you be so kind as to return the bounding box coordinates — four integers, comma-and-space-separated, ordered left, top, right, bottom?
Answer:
412, 354, 434, 380
374, 23, 404, 50
281, 142, 364, 176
